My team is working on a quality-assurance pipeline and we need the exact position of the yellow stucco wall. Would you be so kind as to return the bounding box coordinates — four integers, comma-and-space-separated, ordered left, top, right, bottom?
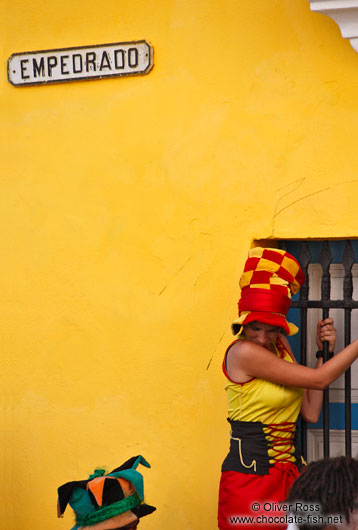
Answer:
2, 1, 358, 529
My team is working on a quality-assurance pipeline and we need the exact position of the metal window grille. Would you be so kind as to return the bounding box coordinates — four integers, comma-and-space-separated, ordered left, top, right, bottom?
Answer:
280, 240, 358, 460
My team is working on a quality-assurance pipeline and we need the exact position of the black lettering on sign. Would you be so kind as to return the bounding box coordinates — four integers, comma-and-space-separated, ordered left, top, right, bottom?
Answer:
114, 49, 125, 69
86, 52, 96, 72
8, 41, 152, 86
33, 57, 45, 78
47, 56, 58, 77
99, 51, 111, 70
60, 55, 70, 75
128, 48, 138, 68
20, 59, 30, 79
72, 54, 83, 73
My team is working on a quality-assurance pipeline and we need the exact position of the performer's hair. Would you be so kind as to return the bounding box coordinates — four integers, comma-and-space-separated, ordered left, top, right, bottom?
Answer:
287, 456, 358, 529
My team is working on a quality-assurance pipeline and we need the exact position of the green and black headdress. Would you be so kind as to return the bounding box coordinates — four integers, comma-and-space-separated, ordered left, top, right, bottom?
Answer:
57, 455, 156, 530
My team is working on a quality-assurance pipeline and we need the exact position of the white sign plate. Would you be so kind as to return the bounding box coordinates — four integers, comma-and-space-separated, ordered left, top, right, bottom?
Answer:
8, 40, 153, 86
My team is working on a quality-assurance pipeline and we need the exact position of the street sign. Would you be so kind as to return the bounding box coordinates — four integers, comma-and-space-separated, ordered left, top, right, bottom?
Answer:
8, 40, 153, 87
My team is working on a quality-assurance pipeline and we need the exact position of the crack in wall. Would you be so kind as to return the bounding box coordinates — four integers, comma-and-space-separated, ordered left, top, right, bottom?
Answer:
158, 256, 193, 295
271, 177, 330, 236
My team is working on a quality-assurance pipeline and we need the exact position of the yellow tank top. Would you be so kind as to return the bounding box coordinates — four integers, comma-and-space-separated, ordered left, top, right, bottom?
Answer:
224, 335, 304, 464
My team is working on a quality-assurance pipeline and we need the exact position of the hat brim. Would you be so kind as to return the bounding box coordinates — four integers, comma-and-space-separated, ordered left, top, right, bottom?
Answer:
132, 503, 156, 518
79, 504, 157, 530
232, 312, 298, 336
79, 511, 138, 530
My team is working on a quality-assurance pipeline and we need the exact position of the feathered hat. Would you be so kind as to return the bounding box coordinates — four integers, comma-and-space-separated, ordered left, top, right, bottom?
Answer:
232, 247, 305, 336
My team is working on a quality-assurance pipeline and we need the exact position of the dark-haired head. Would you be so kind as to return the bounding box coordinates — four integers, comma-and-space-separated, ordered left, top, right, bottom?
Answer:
287, 456, 358, 529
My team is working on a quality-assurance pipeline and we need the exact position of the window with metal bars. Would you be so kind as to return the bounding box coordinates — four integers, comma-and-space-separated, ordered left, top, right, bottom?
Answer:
279, 240, 358, 461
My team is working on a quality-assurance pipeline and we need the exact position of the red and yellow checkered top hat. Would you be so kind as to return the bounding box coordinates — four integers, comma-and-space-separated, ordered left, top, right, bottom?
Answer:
232, 247, 305, 336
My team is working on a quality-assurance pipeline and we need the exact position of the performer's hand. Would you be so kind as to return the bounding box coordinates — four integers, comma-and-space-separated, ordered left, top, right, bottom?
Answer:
316, 318, 336, 353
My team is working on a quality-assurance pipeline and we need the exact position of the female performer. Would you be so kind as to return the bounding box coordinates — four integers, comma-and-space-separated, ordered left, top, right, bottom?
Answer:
218, 247, 358, 530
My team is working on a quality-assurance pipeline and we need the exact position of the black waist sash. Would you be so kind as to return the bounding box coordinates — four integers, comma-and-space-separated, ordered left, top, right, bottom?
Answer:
221, 418, 303, 476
